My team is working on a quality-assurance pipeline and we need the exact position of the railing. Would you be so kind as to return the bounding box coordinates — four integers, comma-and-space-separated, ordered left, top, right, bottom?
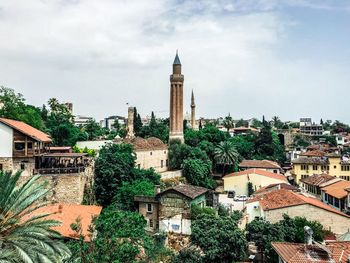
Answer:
37, 167, 86, 175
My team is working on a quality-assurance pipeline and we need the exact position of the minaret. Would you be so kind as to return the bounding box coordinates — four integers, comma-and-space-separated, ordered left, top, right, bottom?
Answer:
191, 90, 196, 129
127, 106, 135, 138
169, 51, 184, 143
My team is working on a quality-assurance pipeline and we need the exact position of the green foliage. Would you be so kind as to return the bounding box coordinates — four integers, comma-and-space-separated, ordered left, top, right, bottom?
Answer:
222, 114, 234, 131
81, 118, 104, 140
183, 158, 215, 189
0, 171, 71, 262
72, 145, 96, 157
191, 214, 247, 263
254, 120, 274, 157
94, 143, 136, 206
217, 203, 229, 217
184, 124, 229, 147
168, 139, 192, 169
293, 134, 310, 147
138, 112, 169, 143
313, 135, 337, 147
0, 86, 44, 129
235, 118, 249, 128
133, 107, 143, 135
251, 118, 263, 128
272, 116, 284, 129
114, 180, 155, 211
332, 120, 350, 133
247, 182, 254, 197
214, 141, 240, 175
171, 247, 203, 263
191, 204, 216, 220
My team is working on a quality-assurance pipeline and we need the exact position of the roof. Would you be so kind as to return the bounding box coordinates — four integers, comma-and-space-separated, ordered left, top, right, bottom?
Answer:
47, 146, 72, 150
223, 168, 288, 182
300, 150, 326, 157
123, 137, 168, 151
292, 157, 328, 165
272, 241, 350, 263
161, 184, 209, 200
232, 126, 259, 132
0, 117, 52, 143
173, 52, 181, 65
42, 153, 88, 158
248, 189, 350, 218
338, 231, 350, 242
239, 159, 281, 169
321, 180, 350, 199
253, 183, 297, 196
300, 174, 336, 186
23, 204, 102, 241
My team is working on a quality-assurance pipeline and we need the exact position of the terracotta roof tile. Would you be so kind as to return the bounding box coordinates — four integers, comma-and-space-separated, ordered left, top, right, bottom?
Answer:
292, 157, 328, 165
253, 183, 297, 196
161, 184, 209, 200
300, 150, 326, 157
239, 159, 281, 169
321, 180, 350, 199
223, 168, 288, 182
300, 174, 336, 186
272, 241, 350, 263
23, 204, 102, 241
123, 137, 167, 150
0, 117, 51, 143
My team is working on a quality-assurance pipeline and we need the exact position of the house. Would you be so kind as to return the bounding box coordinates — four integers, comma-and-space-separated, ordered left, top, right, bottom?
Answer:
223, 169, 288, 196
272, 241, 350, 263
121, 137, 169, 173
252, 183, 298, 196
300, 173, 340, 197
134, 184, 215, 235
23, 204, 102, 241
299, 118, 324, 136
292, 153, 350, 183
229, 126, 259, 136
239, 160, 283, 174
321, 180, 350, 212
246, 189, 350, 234
0, 118, 93, 204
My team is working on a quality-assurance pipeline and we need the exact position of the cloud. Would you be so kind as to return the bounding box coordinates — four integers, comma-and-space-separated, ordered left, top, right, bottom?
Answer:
0, 0, 349, 123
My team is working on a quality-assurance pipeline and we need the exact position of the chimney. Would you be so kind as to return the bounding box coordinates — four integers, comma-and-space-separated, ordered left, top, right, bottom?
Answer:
304, 226, 313, 245
155, 185, 161, 194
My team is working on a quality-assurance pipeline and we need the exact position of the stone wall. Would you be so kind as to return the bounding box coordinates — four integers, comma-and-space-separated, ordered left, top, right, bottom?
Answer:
138, 201, 159, 232
265, 204, 350, 235
135, 149, 169, 173
160, 169, 182, 180
0, 157, 13, 171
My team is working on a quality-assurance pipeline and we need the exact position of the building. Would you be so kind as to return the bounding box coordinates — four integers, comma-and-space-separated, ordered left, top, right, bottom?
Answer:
321, 180, 350, 212
74, 115, 93, 126
127, 106, 135, 138
169, 51, 184, 143
246, 189, 350, 234
134, 184, 214, 235
300, 173, 340, 197
292, 153, 350, 183
122, 137, 169, 173
252, 183, 298, 196
223, 169, 289, 196
239, 160, 283, 174
100, 115, 125, 131
272, 241, 350, 263
299, 118, 324, 136
23, 204, 102, 241
0, 118, 93, 204
229, 126, 259, 136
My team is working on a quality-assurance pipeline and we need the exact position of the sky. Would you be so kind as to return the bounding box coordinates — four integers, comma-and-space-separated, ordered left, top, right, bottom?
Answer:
0, 0, 349, 123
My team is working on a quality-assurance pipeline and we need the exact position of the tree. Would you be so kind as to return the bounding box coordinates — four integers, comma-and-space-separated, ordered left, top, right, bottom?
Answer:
222, 114, 234, 132
229, 134, 256, 160
114, 180, 156, 211
172, 247, 203, 263
272, 116, 284, 129
254, 121, 274, 158
94, 143, 136, 206
183, 158, 215, 189
191, 214, 247, 262
133, 108, 143, 135
168, 139, 192, 169
214, 141, 240, 176
247, 182, 254, 196
236, 118, 249, 128
82, 119, 104, 140
0, 171, 70, 262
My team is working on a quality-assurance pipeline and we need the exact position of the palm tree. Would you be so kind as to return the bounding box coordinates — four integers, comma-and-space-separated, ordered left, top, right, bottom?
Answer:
223, 115, 234, 132
214, 141, 240, 176
0, 171, 71, 262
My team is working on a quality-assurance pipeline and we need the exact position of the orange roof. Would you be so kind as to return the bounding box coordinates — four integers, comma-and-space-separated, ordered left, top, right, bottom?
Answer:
272, 241, 350, 263
239, 159, 281, 169
300, 150, 326, 157
223, 168, 288, 182
0, 117, 51, 143
248, 189, 350, 218
23, 204, 102, 241
321, 180, 350, 199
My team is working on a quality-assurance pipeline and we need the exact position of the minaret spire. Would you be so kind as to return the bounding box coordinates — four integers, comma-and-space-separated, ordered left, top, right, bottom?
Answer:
191, 90, 196, 129
169, 51, 184, 143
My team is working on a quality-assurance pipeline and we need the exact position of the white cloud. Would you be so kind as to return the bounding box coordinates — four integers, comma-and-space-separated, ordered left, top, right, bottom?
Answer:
0, 0, 349, 123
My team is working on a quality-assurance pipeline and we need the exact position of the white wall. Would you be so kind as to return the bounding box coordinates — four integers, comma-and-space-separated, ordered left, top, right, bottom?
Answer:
159, 214, 191, 235
0, 123, 13, 157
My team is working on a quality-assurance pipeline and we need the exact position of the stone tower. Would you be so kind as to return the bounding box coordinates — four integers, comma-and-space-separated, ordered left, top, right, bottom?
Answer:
169, 51, 184, 143
190, 90, 196, 129
127, 106, 135, 138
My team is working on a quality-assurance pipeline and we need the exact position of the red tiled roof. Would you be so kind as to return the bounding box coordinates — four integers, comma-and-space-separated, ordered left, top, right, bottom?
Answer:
248, 189, 350, 218
253, 183, 297, 195
300, 174, 336, 186
239, 159, 281, 169
23, 204, 102, 241
321, 181, 350, 199
0, 117, 51, 143
223, 168, 287, 182
272, 241, 350, 263
300, 150, 326, 157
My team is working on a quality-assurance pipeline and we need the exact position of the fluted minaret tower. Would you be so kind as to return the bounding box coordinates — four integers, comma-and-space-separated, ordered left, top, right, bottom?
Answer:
169, 51, 184, 143
191, 90, 196, 129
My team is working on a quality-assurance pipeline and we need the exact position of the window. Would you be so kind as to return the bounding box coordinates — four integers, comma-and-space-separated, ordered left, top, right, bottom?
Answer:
27, 142, 33, 149
20, 163, 25, 170
149, 219, 153, 228
161, 160, 164, 168
301, 165, 308, 170
147, 203, 153, 213
150, 152, 152, 156
313, 165, 318, 171
334, 165, 337, 169
14, 142, 25, 151
273, 170, 278, 173
137, 164, 141, 169
301, 175, 309, 179
166, 159, 169, 167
